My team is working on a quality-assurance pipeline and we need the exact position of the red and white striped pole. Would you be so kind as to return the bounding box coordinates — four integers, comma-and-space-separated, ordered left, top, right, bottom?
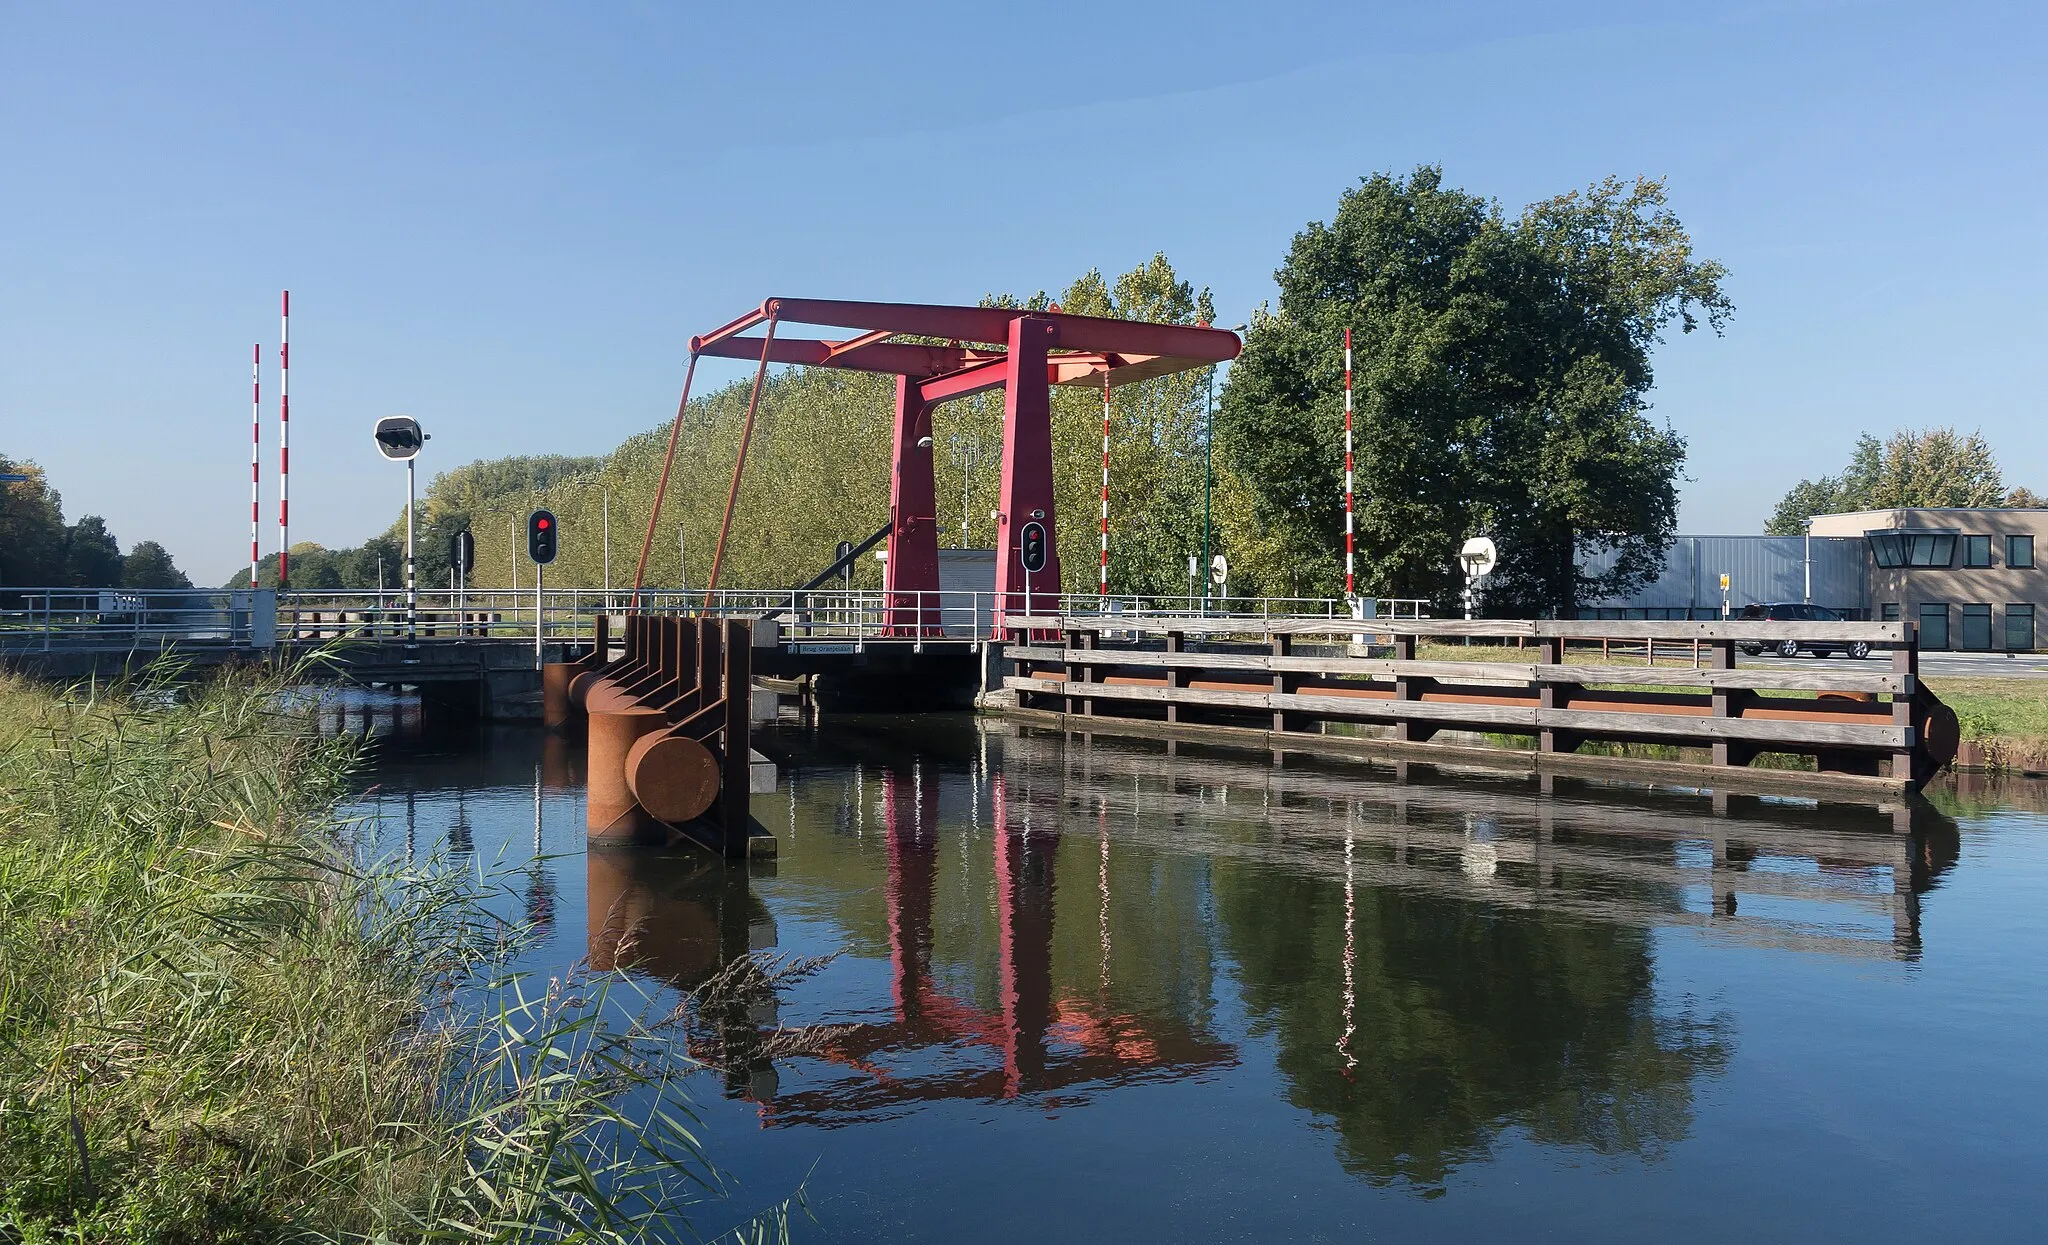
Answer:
250, 344, 262, 586
278, 291, 290, 590
1099, 372, 1111, 597
1343, 327, 1355, 599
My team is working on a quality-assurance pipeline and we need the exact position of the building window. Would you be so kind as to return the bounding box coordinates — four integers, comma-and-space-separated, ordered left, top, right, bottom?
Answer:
1961, 603, 1993, 650
1869, 531, 1957, 568
1964, 535, 1992, 567
1918, 602, 1950, 650
2011, 535, 2036, 569
2008, 604, 2036, 652
1881, 603, 1900, 622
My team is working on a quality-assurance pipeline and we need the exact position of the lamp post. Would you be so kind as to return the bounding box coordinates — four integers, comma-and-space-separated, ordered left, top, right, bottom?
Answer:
949, 430, 983, 548
372, 416, 428, 650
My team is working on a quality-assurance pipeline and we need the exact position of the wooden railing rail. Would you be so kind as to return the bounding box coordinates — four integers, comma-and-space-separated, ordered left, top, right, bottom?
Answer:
996, 614, 1958, 796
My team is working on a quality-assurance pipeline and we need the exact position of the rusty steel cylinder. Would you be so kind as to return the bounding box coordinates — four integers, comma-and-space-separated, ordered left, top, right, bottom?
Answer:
586, 705, 669, 843
625, 732, 721, 825
542, 662, 579, 728
568, 668, 604, 712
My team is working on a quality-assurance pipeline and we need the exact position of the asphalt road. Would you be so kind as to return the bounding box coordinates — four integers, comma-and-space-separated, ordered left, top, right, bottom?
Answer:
1739, 650, 2048, 680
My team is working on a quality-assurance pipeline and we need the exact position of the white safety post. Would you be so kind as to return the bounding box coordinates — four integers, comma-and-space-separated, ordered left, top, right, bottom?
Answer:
1344, 327, 1355, 600
278, 291, 290, 590
1100, 372, 1111, 598
250, 344, 261, 587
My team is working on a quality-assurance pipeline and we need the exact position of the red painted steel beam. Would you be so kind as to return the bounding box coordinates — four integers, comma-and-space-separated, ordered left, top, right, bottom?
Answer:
693, 334, 987, 378
689, 306, 770, 352
914, 357, 1013, 406
756, 297, 1240, 369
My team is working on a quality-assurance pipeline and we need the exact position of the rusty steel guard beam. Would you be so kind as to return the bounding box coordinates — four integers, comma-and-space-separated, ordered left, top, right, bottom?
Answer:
564, 615, 757, 858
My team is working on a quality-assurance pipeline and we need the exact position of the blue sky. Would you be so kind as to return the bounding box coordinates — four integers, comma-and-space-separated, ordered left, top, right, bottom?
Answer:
2, 1, 2042, 586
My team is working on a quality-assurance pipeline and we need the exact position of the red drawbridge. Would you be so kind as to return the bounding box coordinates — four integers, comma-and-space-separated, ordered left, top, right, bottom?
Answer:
630, 298, 1242, 633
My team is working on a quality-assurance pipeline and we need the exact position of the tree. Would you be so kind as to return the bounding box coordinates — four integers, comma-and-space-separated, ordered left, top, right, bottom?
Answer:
121, 540, 191, 589
1217, 168, 1730, 615
61, 515, 124, 587
0, 457, 69, 590
1766, 427, 2008, 533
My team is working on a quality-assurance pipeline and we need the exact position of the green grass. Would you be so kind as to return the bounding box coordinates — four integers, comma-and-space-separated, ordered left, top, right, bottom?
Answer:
0, 663, 792, 1243
1923, 676, 2048, 772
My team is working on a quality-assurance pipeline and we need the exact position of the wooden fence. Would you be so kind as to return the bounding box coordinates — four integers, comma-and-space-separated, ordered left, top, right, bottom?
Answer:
999, 615, 1960, 796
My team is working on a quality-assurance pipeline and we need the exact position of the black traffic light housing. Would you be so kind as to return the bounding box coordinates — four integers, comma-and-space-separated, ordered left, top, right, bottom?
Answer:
451, 529, 475, 576
1019, 521, 1048, 574
527, 510, 558, 564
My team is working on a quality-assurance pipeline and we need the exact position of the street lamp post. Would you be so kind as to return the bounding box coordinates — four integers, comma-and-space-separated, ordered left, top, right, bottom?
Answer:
949, 430, 982, 548
373, 416, 428, 652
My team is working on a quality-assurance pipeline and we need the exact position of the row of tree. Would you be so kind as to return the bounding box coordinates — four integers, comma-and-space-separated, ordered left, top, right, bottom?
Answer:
293, 167, 1753, 616
0, 456, 191, 591
368, 258, 1220, 605
220, 456, 600, 592
1765, 427, 2041, 534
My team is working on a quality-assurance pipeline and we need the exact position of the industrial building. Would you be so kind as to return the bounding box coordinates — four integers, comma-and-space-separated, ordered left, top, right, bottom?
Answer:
1578, 507, 2047, 651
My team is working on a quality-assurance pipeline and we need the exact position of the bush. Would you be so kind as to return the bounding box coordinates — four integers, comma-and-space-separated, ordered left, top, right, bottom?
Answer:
0, 664, 789, 1243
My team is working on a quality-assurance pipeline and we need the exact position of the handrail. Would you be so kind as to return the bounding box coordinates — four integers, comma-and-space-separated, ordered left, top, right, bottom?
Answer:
1006, 613, 1907, 643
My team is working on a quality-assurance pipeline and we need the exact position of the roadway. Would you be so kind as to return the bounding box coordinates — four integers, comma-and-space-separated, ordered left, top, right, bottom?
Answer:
1742, 651, 2048, 680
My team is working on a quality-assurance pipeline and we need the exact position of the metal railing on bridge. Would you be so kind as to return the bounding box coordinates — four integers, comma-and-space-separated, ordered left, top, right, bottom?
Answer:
273, 589, 1429, 646
0, 588, 276, 653
1, 586, 1431, 654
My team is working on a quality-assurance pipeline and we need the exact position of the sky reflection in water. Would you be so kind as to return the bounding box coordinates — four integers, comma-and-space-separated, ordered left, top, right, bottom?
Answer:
334, 692, 2048, 1242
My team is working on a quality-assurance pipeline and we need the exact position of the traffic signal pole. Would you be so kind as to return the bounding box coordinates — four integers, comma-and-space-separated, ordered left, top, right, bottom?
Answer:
528, 512, 557, 668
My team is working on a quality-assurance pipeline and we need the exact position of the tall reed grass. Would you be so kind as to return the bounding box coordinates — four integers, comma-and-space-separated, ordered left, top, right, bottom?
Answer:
0, 662, 790, 1243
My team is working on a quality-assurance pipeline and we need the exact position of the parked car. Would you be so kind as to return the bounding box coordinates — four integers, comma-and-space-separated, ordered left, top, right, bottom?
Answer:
1737, 602, 1871, 659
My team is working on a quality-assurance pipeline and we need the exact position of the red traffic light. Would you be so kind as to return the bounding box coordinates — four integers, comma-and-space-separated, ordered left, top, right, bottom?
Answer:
527, 508, 559, 564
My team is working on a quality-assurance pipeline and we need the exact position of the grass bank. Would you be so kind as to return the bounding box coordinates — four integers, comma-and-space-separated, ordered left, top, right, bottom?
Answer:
0, 666, 787, 1243
1923, 677, 2048, 773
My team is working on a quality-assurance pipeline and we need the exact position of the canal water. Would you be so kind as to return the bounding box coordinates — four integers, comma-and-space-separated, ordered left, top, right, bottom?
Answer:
335, 692, 2048, 1242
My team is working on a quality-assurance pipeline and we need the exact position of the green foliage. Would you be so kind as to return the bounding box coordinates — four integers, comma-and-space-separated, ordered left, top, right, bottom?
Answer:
1217, 167, 1728, 614
1766, 427, 2021, 533
0, 459, 74, 590
0, 667, 790, 1242
119, 540, 191, 589
60, 515, 123, 587
1, 457, 190, 593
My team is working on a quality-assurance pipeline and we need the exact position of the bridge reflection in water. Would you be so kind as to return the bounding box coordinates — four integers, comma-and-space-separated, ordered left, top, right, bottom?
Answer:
585, 758, 1240, 1124
348, 700, 1965, 1192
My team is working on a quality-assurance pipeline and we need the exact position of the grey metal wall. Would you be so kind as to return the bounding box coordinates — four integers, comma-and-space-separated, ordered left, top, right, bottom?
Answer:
1577, 536, 1867, 617
938, 548, 996, 636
